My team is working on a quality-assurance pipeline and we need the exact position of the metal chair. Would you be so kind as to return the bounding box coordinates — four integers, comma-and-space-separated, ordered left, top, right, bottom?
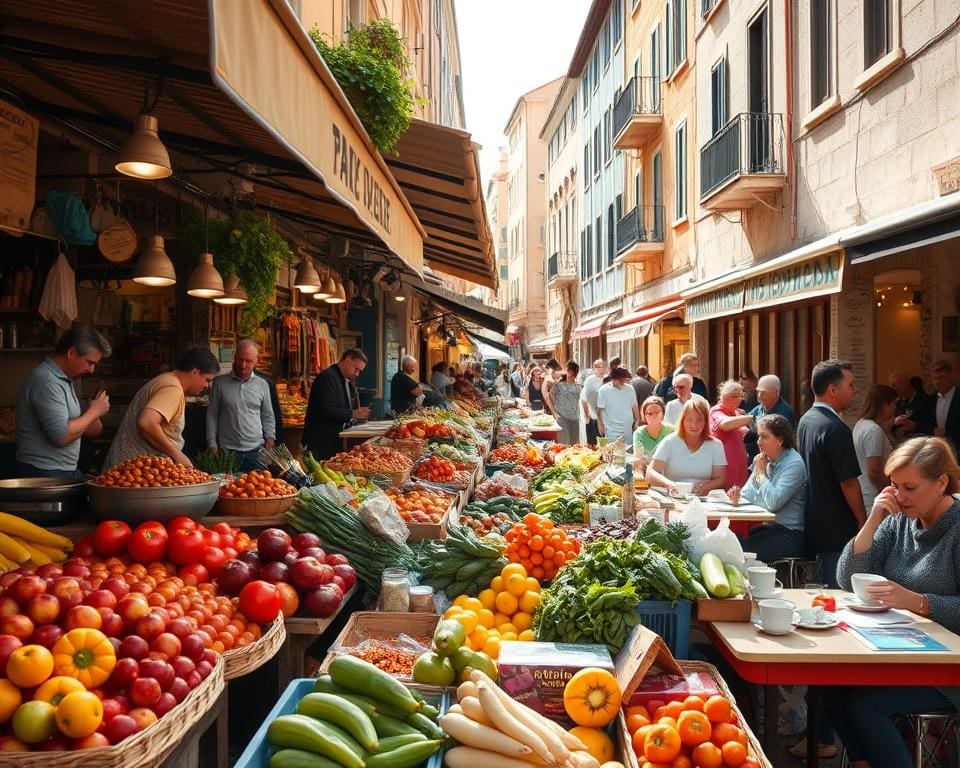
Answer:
768, 558, 816, 589
838, 710, 959, 768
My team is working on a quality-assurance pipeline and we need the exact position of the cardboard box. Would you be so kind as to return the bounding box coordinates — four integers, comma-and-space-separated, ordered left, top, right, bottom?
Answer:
497, 641, 614, 726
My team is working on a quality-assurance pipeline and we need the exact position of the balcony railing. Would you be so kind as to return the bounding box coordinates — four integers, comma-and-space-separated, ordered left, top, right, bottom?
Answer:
547, 251, 578, 284
700, 113, 784, 200
508, 297, 521, 311
612, 76, 662, 148
700, 0, 719, 17
616, 206, 665, 260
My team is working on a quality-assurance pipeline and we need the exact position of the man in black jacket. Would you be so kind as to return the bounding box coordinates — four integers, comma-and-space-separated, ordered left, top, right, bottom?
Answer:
931, 359, 960, 457
654, 352, 709, 402
303, 348, 370, 459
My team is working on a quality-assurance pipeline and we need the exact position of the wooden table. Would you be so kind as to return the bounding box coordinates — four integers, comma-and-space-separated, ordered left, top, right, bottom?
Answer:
339, 421, 393, 448
702, 589, 960, 768
647, 491, 776, 523
277, 585, 357, 690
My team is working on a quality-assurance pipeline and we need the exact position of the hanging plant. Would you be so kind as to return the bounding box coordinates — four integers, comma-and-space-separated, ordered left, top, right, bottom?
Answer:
309, 19, 418, 155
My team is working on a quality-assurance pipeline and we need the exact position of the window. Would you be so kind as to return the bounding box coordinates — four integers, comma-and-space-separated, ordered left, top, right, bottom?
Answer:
585, 224, 593, 276
710, 57, 728, 135
603, 18, 611, 67
674, 122, 687, 220
592, 48, 600, 90
584, 143, 591, 185
864, 0, 893, 68
500, 265, 508, 279
593, 126, 601, 175
810, 0, 834, 108
607, 205, 615, 266
651, 24, 662, 109
571, 93, 578, 127
674, 0, 686, 68
634, 171, 643, 209
581, 76, 590, 110
539, 224, 546, 245
603, 109, 612, 164
665, 1, 673, 78
581, 230, 587, 276
614, 0, 623, 45
595, 216, 603, 272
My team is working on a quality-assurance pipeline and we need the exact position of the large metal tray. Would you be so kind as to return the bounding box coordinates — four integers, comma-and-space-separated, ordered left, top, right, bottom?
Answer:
86, 480, 220, 523
0, 477, 89, 525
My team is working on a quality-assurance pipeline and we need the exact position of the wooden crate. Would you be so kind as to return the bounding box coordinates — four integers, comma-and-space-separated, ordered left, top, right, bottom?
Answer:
324, 463, 412, 489
695, 595, 753, 622
365, 436, 428, 460
406, 495, 457, 541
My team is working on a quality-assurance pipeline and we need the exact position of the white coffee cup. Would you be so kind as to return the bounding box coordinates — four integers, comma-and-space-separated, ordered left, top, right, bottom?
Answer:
851, 573, 887, 605
748, 566, 783, 598
674, 481, 694, 497
742, 552, 758, 566
758, 599, 796, 633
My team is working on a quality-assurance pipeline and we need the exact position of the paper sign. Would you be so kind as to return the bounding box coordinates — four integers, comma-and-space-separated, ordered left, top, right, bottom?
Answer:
0, 99, 39, 233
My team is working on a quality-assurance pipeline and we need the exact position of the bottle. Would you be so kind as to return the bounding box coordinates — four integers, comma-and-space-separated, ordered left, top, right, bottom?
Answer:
9, 323, 17, 350
379, 568, 410, 612
622, 461, 635, 519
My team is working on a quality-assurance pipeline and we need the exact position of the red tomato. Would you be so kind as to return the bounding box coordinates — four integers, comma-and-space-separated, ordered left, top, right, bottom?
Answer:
212, 522, 232, 537
201, 529, 222, 548
238, 580, 282, 624
73, 535, 97, 559
812, 595, 837, 612
128, 522, 168, 564
179, 563, 209, 585
93, 520, 133, 557
200, 547, 228, 576
166, 516, 198, 533
167, 529, 206, 566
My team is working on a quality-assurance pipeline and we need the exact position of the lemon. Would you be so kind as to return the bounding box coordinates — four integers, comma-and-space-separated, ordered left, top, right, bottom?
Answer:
482, 636, 501, 658
452, 595, 469, 607
518, 629, 536, 641
498, 622, 518, 635
455, 610, 479, 636
519, 590, 541, 614
495, 591, 519, 615
505, 573, 528, 597
478, 589, 497, 610
477, 608, 495, 629
444, 605, 464, 619
501, 631, 518, 641
490, 576, 504, 592
525, 577, 541, 593
512, 612, 533, 632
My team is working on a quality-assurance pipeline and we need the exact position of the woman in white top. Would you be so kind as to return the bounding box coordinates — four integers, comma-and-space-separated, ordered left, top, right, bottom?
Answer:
646, 396, 727, 496
853, 384, 897, 511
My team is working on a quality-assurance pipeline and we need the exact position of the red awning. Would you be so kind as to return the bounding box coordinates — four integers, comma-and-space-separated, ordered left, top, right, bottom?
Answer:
572, 311, 616, 340
606, 298, 683, 343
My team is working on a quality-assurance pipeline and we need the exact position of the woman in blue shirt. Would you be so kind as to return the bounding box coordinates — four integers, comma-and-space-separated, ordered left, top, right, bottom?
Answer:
729, 414, 807, 561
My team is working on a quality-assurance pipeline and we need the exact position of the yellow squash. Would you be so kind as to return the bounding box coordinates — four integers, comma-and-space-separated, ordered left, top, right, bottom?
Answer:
562, 667, 622, 728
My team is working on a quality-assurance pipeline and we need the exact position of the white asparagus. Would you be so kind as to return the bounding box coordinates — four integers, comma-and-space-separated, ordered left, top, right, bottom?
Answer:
566, 751, 601, 768
447, 703, 463, 715
444, 746, 543, 768
459, 696, 495, 726
440, 712, 534, 757
477, 682, 560, 766
457, 680, 479, 701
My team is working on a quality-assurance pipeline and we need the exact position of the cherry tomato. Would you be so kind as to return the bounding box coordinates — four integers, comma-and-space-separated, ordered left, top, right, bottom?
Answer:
201, 529, 222, 548
167, 528, 206, 566
128, 522, 168, 564
812, 595, 837, 612
212, 522, 232, 537
179, 563, 209, 585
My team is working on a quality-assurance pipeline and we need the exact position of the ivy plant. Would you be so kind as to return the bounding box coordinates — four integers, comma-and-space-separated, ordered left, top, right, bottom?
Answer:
309, 19, 418, 155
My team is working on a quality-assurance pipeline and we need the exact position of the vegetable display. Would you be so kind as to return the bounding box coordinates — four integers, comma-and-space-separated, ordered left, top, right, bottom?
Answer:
0, 513, 73, 574
700, 553, 746, 599
412, 455, 457, 484
474, 477, 528, 501
413, 524, 506, 599
386, 419, 455, 440
385, 487, 454, 524
411, 618, 497, 686
503, 515, 581, 582
92, 456, 213, 488
220, 470, 296, 499
488, 444, 546, 468
532, 488, 587, 525
325, 445, 413, 474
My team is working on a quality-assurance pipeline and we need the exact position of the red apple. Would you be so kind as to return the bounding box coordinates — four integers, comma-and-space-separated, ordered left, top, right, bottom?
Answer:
153, 692, 177, 717
116, 596, 150, 629
168, 677, 190, 703
128, 708, 158, 730
129, 677, 161, 708
331, 564, 357, 592
331, 575, 348, 594
134, 612, 167, 642
184, 670, 202, 690
165, 617, 196, 639
291, 532, 322, 552
119, 634, 150, 661
196, 660, 213, 680
38, 735, 71, 751
100, 610, 124, 638
111, 657, 139, 687
291, 557, 334, 590
0, 634, 23, 671
180, 633, 205, 662
100, 696, 129, 725
0, 613, 33, 642
258, 561, 290, 584
73, 732, 111, 749
256, 529, 292, 562
214, 559, 256, 596
200, 648, 217, 667
65, 604, 102, 630
61, 561, 90, 579
31, 624, 63, 649
151, 633, 181, 658
170, 655, 195, 679
7, 574, 47, 605
304, 584, 344, 618
34, 563, 62, 579
85, 589, 118, 610
298, 546, 328, 561
139, 658, 174, 690
324, 553, 350, 566
0, 573, 20, 590
50, 577, 83, 610
0, 596, 20, 618
103, 714, 140, 744
25, 593, 61, 626
102, 577, 130, 600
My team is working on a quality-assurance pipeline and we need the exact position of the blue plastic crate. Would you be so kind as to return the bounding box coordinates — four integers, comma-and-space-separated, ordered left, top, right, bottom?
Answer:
635, 599, 692, 659
234, 677, 448, 768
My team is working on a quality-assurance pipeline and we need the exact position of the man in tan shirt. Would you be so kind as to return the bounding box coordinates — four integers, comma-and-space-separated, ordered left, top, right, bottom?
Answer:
105, 348, 220, 468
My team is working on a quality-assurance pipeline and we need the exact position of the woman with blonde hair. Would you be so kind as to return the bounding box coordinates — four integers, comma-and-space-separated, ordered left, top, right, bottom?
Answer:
823, 437, 960, 768
646, 397, 727, 496
709, 380, 753, 490
853, 383, 897, 511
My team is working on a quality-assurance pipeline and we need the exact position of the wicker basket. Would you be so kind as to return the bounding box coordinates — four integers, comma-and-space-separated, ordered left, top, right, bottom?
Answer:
618, 660, 772, 768
223, 613, 287, 680
214, 492, 298, 517
7, 655, 225, 768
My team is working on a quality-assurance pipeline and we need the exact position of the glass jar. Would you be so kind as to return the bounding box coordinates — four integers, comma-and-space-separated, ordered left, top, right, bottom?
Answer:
408, 585, 435, 613
380, 568, 410, 612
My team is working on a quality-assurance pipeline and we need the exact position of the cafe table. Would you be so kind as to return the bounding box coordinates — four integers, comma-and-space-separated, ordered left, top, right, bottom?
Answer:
648, 490, 776, 524
702, 588, 960, 768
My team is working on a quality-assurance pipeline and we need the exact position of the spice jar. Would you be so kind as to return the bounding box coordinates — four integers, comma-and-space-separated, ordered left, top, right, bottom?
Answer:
408, 585, 435, 613
380, 568, 410, 612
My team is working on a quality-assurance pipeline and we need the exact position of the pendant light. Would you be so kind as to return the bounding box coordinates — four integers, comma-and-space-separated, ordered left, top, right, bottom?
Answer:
116, 78, 172, 179
133, 182, 176, 286
326, 280, 347, 304
293, 248, 321, 293
187, 200, 224, 298
312, 267, 331, 300
214, 274, 248, 305
320, 272, 338, 298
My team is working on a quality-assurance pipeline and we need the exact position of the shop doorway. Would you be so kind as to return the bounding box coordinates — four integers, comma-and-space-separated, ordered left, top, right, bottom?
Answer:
873, 269, 922, 384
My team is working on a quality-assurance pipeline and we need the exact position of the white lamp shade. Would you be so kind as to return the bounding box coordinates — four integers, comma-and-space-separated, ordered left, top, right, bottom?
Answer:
133, 235, 176, 286
186, 252, 224, 298
214, 274, 248, 305
321, 274, 337, 296
294, 258, 321, 293
325, 281, 347, 304
115, 114, 173, 179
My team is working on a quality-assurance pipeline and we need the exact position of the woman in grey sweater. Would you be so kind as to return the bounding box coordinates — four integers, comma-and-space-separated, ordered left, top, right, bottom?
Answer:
824, 436, 960, 768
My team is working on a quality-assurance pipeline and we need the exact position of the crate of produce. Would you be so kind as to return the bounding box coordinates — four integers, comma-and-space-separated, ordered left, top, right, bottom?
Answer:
324, 443, 414, 489
234, 676, 448, 768
635, 600, 692, 660
223, 613, 287, 680
318, 611, 441, 680
385, 485, 459, 541
366, 435, 429, 460
695, 594, 753, 622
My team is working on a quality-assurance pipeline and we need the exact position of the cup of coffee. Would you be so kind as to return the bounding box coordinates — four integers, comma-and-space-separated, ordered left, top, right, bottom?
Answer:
673, 481, 694, 497
851, 573, 887, 605
758, 599, 796, 633
748, 566, 783, 598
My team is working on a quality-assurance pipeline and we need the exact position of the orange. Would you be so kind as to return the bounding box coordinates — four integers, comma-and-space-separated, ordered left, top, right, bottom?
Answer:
468, 627, 489, 650
454, 610, 479, 636
477, 608, 496, 629
664, 701, 685, 720
7, 645, 54, 688
490, 576, 504, 592
682, 695, 705, 712
444, 605, 463, 619
505, 573, 528, 597
452, 595, 468, 607
482, 636, 501, 658
501, 631, 518, 641
511, 612, 533, 632
498, 622, 518, 635
478, 589, 497, 610
626, 711, 650, 733
524, 577, 541, 593
0, 679, 21, 725
518, 629, 535, 641
692, 742, 723, 768
493, 612, 512, 627
676, 710, 712, 747
711, 723, 747, 747
495, 591, 518, 615
518, 590, 541, 614
501, 563, 527, 579
462, 598, 484, 614
721, 741, 747, 766
54, 690, 103, 739
703, 695, 732, 724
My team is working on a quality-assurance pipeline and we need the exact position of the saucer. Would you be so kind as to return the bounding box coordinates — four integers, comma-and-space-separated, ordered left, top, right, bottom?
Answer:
793, 614, 841, 630
842, 597, 889, 613
753, 620, 794, 636
751, 587, 783, 599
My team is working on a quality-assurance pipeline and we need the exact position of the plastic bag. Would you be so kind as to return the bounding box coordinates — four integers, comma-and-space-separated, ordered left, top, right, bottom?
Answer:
332, 632, 431, 657
679, 499, 710, 561
358, 489, 409, 545
696, 517, 745, 568
38, 253, 78, 331
474, 471, 528, 500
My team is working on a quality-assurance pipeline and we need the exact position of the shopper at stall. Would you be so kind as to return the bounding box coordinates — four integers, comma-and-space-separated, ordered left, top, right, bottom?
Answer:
632, 396, 673, 456
526, 367, 546, 410
552, 361, 583, 445
931, 358, 960, 455
430, 362, 454, 394
495, 364, 513, 399
663, 373, 698, 426
597, 367, 639, 446
105, 347, 219, 469
647, 397, 726, 495
824, 436, 960, 768
303, 348, 370, 460
798, 359, 867, 588
890, 370, 934, 440
15, 324, 112, 478
710, 380, 753, 490
509, 362, 524, 397
541, 359, 561, 416
853, 384, 897, 511
390, 355, 423, 415
631, 366, 655, 405
729, 414, 807, 561
744, 374, 796, 461
739, 369, 759, 412
581, 359, 606, 445
655, 352, 709, 402
205, 340, 276, 472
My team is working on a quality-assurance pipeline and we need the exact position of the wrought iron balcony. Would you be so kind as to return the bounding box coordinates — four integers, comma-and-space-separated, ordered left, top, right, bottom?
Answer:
700, 113, 786, 211
612, 76, 663, 150
546, 251, 577, 288
616, 206, 665, 263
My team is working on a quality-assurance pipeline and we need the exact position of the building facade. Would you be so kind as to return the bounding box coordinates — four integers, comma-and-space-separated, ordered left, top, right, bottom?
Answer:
485, 149, 510, 311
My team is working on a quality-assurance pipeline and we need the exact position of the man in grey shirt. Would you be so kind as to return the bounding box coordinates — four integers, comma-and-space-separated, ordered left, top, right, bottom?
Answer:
16, 325, 111, 477
206, 340, 276, 472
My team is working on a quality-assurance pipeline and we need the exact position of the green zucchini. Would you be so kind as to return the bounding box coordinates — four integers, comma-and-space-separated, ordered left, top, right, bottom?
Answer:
296, 692, 379, 752
375, 734, 428, 752
363, 740, 442, 768
329, 656, 421, 715
268, 748, 343, 768
372, 713, 421, 738
267, 715, 364, 768
404, 711, 444, 740
724, 563, 746, 598
700, 553, 731, 598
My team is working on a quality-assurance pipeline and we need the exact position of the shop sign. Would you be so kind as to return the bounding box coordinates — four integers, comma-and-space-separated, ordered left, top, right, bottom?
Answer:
932, 157, 960, 196
743, 251, 844, 311
685, 284, 744, 323
0, 98, 39, 234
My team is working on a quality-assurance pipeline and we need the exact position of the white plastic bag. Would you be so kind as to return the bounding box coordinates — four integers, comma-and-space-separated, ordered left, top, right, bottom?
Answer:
697, 517, 745, 568
358, 489, 410, 545
679, 498, 710, 561
38, 253, 78, 331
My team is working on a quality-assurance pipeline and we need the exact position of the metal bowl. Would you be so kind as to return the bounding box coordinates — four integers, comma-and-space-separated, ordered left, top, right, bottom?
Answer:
0, 478, 89, 525
86, 480, 221, 523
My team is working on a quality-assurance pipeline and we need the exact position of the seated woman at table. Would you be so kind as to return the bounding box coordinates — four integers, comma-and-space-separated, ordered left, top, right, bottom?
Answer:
728, 414, 806, 561
632, 396, 673, 457
646, 397, 726, 496
822, 436, 960, 768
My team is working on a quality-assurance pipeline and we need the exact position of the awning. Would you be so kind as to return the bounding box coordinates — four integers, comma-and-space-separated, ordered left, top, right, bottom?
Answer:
415, 280, 507, 335
841, 193, 960, 265
526, 334, 563, 351
606, 298, 684, 343
474, 341, 510, 361
387, 120, 496, 288
465, 329, 510, 354
0, 0, 425, 270
573, 311, 617, 340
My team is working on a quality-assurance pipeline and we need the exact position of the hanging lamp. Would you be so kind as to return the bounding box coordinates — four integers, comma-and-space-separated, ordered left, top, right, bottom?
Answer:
187, 201, 224, 298
293, 249, 321, 293
320, 273, 338, 297
214, 274, 248, 305
133, 183, 176, 286
312, 267, 331, 300
116, 78, 172, 179
326, 280, 347, 304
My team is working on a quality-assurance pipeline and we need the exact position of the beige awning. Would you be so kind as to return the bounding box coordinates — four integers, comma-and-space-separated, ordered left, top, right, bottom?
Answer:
526, 334, 563, 351
606, 298, 684, 343
0, 0, 425, 270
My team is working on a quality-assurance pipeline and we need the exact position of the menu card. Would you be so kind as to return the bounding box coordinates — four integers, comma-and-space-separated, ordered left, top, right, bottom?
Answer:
845, 625, 947, 651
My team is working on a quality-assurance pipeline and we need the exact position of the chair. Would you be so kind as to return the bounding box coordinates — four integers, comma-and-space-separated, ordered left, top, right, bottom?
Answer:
768, 558, 816, 589
838, 709, 959, 768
